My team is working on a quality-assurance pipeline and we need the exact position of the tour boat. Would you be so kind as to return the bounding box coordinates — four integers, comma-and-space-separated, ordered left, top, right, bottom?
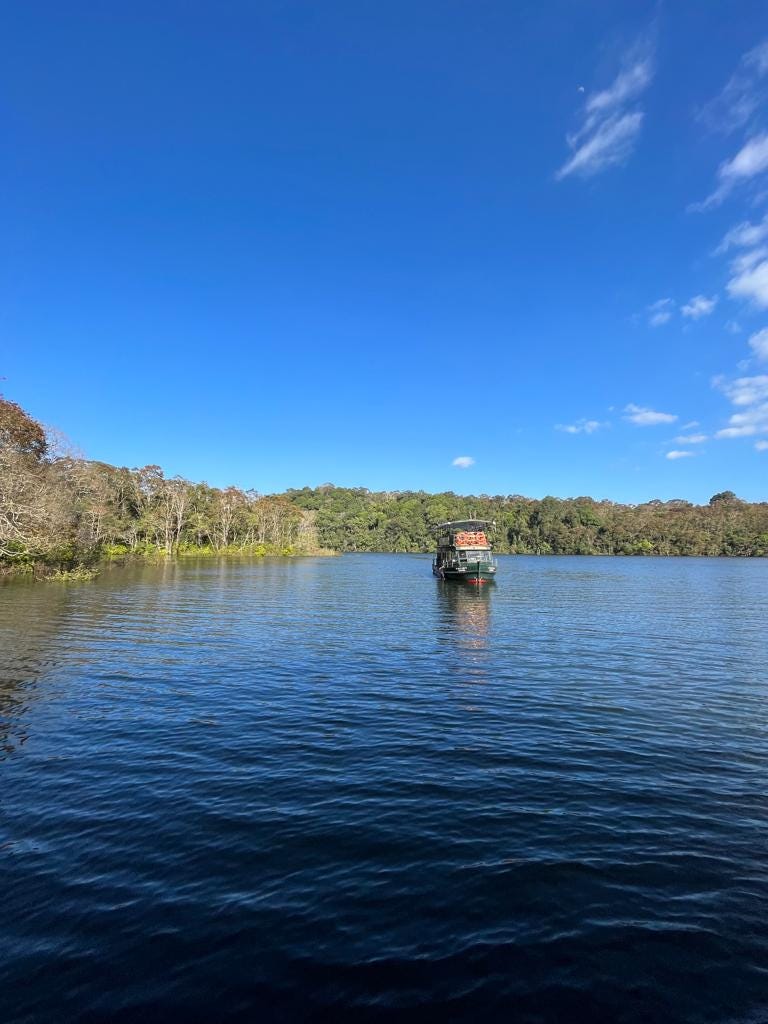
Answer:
432, 519, 498, 584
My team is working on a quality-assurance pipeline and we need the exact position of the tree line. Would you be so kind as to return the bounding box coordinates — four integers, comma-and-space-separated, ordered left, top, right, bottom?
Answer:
288, 485, 768, 557
0, 396, 321, 574
2, 395, 767, 575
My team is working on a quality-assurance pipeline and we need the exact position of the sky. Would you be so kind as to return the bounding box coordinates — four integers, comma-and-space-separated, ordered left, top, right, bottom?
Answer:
2, 0, 768, 504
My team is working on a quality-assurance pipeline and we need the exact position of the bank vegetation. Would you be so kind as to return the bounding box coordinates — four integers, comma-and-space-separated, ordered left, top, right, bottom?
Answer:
2, 396, 767, 577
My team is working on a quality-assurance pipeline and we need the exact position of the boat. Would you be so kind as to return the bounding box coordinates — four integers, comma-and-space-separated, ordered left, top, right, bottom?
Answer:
432, 519, 498, 584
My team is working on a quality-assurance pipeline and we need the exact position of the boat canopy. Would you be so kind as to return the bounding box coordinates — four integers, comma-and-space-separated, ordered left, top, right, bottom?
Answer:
433, 519, 496, 533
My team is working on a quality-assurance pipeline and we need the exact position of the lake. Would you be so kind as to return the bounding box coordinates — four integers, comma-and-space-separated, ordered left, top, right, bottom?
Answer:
1, 554, 767, 1023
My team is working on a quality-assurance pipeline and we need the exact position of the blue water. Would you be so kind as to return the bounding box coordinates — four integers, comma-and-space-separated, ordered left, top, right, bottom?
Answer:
1, 554, 767, 1023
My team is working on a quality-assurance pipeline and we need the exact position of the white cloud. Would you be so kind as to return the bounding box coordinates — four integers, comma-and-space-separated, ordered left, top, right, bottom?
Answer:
718, 216, 768, 307
557, 112, 645, 180
587, 59, 654, 114
715, 374, 768, 406
674, 433, 708, 444
719, 133, 768, 180
647, 297, 674, 327
623, 403, 678, 426
727, 256, 768, 307
729, 246, 768, 274
556, 418, 605, 434
749, 327, 768, 361
713, 374, 768, 438
556, 50, 653, 180
681, 294, 718, 319
717, 212, 768, 252
698, 40, 768, 135
452, 456, 475, 469
716, 406, 768, 438
666, 450, 695, 460
756, 439, 768, 451
691, 133, 768, 211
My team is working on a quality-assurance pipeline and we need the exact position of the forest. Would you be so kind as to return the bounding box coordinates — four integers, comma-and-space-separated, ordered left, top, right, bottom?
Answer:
2, 394, 767, 576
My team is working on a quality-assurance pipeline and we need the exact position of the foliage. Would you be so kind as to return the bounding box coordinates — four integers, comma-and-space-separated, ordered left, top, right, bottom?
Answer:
286, 486, 768, 557
46, 565, 100, 582
0, 400, 327, 574
1, 397, 767, 576
709, 490, 739, 505
0, 396, 48, 461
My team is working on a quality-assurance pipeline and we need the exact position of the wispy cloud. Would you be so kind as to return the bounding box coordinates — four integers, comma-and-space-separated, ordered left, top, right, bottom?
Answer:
557, 113, 645, 180
452, 455, 475, 469
624, 403, 678, 426
727, 255, 768, 308
674, 433, 708, 444
666, 450, 695, 460
756, 439, 768, 451
713, 374, 768, 438
749, 328, 768, 361
647, 297, 674, 327
716, 409, 768, 438
716, 212, 768, 252
681, 294, 718, 319
691, 133, 768, 211
555, 418, 606, 434
729, 247, 768, 275
715, 213, 768, 308
698, 40, 768, 135
692, 43, 768, 210
556, 47, 653, 180
715, 374, 768, 406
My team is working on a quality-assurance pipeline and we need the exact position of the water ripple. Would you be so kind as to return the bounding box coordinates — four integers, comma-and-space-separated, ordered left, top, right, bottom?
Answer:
1, 554, 767, 1022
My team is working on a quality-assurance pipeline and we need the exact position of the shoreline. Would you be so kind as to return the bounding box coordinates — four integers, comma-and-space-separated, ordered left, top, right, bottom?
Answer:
2, 546, 765, 584
0, 546, 338, 582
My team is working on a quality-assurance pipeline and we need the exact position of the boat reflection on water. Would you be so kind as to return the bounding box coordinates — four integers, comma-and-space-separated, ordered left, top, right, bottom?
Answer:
436, 578, 493, 683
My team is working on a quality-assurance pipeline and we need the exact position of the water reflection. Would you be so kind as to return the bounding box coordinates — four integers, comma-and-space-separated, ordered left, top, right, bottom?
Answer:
436, 581, 493, 682
3, 556, 768, 1024
0, 581, 73, 757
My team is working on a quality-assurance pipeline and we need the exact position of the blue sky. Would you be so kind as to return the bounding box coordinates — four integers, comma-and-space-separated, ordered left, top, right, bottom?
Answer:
2, 0, 768, 503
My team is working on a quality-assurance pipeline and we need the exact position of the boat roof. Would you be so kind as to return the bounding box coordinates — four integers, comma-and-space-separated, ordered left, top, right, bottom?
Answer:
433, 519, 495, 531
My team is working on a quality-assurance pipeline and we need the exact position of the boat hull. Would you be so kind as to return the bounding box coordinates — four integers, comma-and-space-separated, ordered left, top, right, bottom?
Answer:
433, 564, 497, 583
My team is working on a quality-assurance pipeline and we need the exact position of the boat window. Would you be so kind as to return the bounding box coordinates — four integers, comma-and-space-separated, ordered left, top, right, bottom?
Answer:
459, 549, 491, 560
